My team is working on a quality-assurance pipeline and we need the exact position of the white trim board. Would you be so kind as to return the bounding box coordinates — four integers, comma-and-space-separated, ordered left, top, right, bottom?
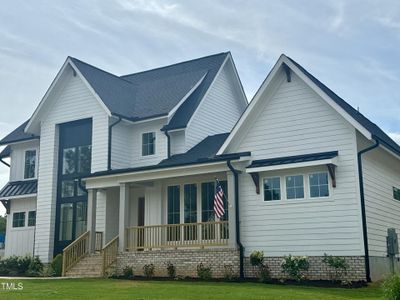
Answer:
246, 157, 338, 173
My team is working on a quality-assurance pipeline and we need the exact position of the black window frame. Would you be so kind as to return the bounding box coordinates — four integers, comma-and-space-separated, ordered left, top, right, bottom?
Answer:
24, 150, 36, 179
12, 212, 26, 228
394, 187, 400, 201
28, 211, 36, 226
309, 172, 330, 198
142, 132, 155, 156
263, 177, 281, 201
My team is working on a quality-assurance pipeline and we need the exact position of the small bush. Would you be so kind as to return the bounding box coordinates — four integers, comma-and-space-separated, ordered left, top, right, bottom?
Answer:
322, 253, 348, 281
0, 255, 43, 277
143, 264, 155, 278
223, 264, 236, 281
166, 262, 176, 279
250, 251, 264, 267
41, 265, 55, 277
281, 255, 309, 281
122, 266, 134, 279
50, 254, 63, 277
258, 264, 271, 283
383, 274, 400, 300
197, 263, 212, 280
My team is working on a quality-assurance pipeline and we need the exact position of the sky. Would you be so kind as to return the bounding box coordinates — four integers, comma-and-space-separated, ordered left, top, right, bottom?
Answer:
0, 0, 400, 215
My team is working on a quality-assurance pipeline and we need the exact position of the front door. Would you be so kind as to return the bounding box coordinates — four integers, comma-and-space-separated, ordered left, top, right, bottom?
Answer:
54, 119, 92, 256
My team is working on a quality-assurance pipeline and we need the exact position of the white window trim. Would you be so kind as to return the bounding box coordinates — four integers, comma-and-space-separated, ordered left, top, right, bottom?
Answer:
260, 171, 332, 204
141, 132, 156, 157
23, 148, 38, 180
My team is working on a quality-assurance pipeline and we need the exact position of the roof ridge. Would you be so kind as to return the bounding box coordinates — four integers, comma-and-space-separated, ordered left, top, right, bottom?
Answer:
68, 56, 135, 86
120, 52, 229, 78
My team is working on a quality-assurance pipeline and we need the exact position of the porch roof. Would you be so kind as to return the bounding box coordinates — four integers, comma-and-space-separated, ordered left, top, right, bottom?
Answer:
0, 179, 37, 200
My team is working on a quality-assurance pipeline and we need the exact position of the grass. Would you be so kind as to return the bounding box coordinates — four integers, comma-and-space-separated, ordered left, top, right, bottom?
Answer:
0, 278, 383, 300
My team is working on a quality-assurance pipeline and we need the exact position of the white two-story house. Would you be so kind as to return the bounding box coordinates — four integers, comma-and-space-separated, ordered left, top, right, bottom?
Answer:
0, 52, 399, 282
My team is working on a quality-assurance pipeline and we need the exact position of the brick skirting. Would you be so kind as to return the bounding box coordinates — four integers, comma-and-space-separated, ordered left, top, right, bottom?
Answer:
115, 248, 366, 281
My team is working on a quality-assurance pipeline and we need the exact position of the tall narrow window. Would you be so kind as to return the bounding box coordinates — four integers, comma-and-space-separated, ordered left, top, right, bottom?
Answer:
24, 150, 36, 179
286, 175, 304, 199
12, 212, 25, 228
75, 202, 87, 237
394, 187, 400, 201
309, 172, 329, 198
142, 132, 155, 156
28, 211, 36, 226
201, 182, 215, 222
59, 203, 73, 241
184, 184, 197, 240
167, 185, 180, 241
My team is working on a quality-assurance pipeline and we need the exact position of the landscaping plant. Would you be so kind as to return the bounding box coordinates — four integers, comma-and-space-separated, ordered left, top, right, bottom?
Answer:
51, 254, 63, 277
166, 262, 176, 279
382, 274, 400, 300
322, 253, 348, 282
281, 255, 309, 281
196, 263, 212, 280
143, 263, 155, 278
122, 266, 134, 279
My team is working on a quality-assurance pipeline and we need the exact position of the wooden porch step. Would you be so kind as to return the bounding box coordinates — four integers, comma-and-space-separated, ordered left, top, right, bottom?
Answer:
65, 253, 103, 278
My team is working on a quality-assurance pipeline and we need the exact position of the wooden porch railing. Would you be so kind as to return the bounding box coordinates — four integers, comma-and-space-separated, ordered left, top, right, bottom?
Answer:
95, 231, 103, 252
101, 236, 119, 276
125, 221, 229, 251
62, 231, 90, 276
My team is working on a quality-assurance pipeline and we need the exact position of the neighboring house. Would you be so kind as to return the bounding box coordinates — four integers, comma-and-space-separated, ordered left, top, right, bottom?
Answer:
0, 53, 398, 282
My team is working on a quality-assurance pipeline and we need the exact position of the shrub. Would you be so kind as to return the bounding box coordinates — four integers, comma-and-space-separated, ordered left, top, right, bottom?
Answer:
166, 262, 176, 279
50, 254, 63, 277
258, 264, 271, 283
0, 255, 43, 277
281, 255, 309, 281
122, 266, 134, 279
143, 264, 155, 278
322, 253, 348, 281
223, 264, 235, 281
250, 251, 264, 267
197, 263, 212, 280
382, 274, 400, 300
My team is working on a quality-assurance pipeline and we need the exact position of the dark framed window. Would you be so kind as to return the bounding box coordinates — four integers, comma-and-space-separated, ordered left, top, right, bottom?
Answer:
201, 182, 215, 222
28, 211, 36, 226
75, 202, 87, 238
394, 187, 400, 201
59, 203, 73, 241
167, 185, 180, 241
184, 184, 197, 240
263, 177, 281, 201
142, 132, 155, 156
12, 212, 25, 228
286, 175, 304, 199
309, 172, 329, 198
24, 150, 36, 179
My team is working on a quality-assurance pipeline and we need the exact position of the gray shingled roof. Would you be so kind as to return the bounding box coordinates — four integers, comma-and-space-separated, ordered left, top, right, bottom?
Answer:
0, 180, 37, 199
0, 120, 39, 146
70, 52, 228, 123
288, 57, 400, 156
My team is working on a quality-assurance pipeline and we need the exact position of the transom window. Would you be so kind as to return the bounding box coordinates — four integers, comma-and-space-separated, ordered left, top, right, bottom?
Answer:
24, 150, 36, 179
263, 177, 281, 201
142, 132, 155, 156
28, 211, 36, 226
394, 187, 400, 201
12, 212, 25, 228
285, 175, 304, 199
309, 172, 329, 198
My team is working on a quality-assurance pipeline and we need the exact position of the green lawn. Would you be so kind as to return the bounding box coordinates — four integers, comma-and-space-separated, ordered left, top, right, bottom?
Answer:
0, 278, 383, 300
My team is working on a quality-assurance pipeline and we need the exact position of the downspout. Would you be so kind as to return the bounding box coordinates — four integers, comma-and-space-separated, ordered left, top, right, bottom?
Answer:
227, 160, 244, 280
357, 137, 380, 283
163, 130, 171, 158
108, 117, 122, 171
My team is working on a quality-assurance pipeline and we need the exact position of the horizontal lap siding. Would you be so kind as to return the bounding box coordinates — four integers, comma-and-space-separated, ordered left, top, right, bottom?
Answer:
233, 72, 363, 256
111, 123, 133, 169
185, 61, 246, 150
35, 67, 109, 262
361, 139, 400, 257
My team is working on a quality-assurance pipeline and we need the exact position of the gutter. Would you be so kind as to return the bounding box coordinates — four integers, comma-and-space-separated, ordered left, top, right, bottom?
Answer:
108, 117, 122, 171
163, 129, 171, 158
227, 160, 244, 280
357, 137, 380, 283
0, 158, 10, 168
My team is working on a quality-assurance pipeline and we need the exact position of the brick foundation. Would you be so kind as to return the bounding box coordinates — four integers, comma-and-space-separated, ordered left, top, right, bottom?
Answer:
115, 249, 366, 281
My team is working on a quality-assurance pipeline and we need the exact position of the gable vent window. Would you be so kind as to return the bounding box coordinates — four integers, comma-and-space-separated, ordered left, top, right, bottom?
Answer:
142, 132, 155, 156
394, 187, 400, 201
24, 150, 36, 179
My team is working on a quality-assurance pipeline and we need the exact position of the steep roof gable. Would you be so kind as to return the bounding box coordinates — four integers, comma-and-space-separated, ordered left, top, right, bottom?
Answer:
218, 54, 400, 156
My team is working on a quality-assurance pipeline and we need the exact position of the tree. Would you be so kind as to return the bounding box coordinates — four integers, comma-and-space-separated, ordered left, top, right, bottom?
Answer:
0, 215, 6, 235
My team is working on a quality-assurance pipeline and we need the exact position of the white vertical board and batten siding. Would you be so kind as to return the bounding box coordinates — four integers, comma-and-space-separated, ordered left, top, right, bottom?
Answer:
359, 133, 400, 257
230, 71, 364, 256
34, 66, 109, 262
185, 60, 247, 150
4, 197, 36, 257
9, 140, 40, 181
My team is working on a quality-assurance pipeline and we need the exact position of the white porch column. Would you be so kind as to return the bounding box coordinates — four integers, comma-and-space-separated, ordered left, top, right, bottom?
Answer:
227, 171, 237, 248
87, 188, 97, 253
119, 183, 129, 252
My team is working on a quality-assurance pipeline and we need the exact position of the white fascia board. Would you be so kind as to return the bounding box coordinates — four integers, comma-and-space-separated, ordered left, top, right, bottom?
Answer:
120, 115, 169, 125
282, 57, 372, 140
0, 194, 37, 201
227, 53, 248, 108
217, 55, 287, 155
84, 160, 235, 189
25, 58, 112, 134
246, 157, 338, 173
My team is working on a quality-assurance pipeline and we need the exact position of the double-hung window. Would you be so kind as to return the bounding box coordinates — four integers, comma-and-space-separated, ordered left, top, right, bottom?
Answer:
24, 150, 36, 179
142, 132, 155, 156
285, 175, 304, 199
309, 172, 329, 198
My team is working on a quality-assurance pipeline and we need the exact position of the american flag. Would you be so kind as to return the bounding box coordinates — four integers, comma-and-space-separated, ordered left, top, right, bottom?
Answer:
214, 181, 225, 219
